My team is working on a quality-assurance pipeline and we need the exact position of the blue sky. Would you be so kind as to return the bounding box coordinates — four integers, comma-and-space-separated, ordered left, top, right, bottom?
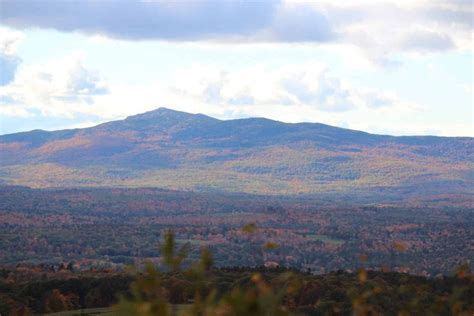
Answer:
0, 0, 472, 136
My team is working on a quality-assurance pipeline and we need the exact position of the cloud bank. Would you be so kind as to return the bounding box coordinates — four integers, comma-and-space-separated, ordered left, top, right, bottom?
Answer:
1, 0, 471, 60
0, 1, 332, 42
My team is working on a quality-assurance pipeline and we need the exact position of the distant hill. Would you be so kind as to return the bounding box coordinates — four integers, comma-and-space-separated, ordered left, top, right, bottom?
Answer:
0, 108, 472, 200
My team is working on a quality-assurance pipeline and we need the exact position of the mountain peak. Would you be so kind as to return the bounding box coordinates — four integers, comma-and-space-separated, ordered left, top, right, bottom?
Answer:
125, 107, 218, 123
126, 107, 187, 119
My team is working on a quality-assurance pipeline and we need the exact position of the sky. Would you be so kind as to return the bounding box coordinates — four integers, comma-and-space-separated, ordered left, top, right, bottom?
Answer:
0, 0, 472, 136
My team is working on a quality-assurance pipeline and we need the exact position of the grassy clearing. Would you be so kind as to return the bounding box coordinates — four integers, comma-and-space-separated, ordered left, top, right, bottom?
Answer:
306, 234, 345, 245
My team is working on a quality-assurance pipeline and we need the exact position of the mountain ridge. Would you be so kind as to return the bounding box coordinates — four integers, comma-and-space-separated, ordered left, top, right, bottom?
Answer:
3, 107, 471, 139
0, 107, 472, 198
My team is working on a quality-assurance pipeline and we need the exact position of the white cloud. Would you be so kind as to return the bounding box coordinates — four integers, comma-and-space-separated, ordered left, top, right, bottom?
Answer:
0, 51, 108, 117
464, 84, 473, 94
168, 63, 353, 112
310, 0, 473, 65
0, 27, 24, 55
0, 104, 31, 117
0, 27, 24, 85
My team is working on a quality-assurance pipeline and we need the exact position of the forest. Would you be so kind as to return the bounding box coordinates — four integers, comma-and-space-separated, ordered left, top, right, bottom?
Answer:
1, 231, 473, 315
1, 186, 472, 276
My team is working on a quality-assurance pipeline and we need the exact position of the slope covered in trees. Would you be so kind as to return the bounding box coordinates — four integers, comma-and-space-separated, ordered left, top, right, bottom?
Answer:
1, 108, 472, 199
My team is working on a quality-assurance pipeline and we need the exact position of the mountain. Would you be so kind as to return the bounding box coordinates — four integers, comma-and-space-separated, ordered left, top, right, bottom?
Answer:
0, 108, 472, 201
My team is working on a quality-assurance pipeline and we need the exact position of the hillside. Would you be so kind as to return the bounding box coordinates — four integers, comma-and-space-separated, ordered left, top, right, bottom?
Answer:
0, 108, 472, 198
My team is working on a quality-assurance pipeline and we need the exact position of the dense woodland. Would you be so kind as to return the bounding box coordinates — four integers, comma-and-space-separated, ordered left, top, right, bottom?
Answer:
1, 187, 473, 277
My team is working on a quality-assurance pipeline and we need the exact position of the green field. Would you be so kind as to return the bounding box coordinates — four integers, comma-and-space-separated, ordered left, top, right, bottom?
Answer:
306, 234, 345, 245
